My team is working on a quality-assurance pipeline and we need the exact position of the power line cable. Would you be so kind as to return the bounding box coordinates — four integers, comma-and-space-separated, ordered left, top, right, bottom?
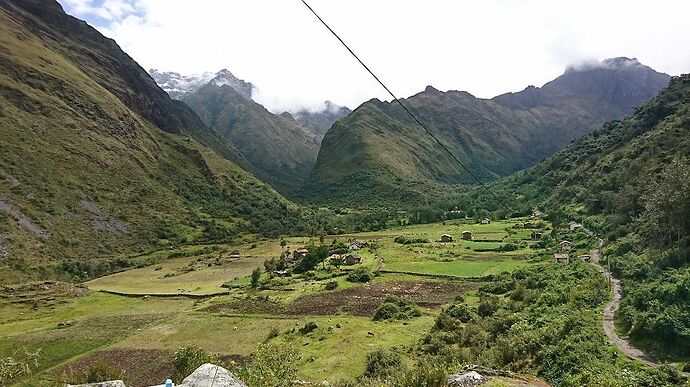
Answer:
300, 0, 513, 213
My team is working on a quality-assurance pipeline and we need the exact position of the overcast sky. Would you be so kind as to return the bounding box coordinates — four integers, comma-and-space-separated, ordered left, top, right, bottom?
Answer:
58, 0, 690, 113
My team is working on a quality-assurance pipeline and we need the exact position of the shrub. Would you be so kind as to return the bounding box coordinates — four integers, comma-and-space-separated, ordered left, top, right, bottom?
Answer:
373, 296, 422, 321
477, 295, 499, 317
251, 267, 261, 288
347, 267, 374, 283
373, 302, 401, 321
232, 342, 299, 387
173, 346, 216, 381
394, 236, 429, 245
324, 281, 339, 290
83, 362, 124, 383
509, 284, 527, 301
364, 349, 406, 378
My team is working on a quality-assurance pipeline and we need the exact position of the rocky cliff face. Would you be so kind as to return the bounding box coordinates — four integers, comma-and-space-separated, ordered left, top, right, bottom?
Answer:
150, 68, 254, 100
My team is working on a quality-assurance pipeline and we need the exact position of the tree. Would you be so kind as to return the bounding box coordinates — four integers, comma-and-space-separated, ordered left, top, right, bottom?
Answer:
293, 245, 329, 273
251, 267, 261, 288
640, 158, 690, 261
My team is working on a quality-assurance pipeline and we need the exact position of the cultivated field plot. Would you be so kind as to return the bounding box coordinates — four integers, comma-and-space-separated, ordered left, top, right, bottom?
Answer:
1, 219, 551, 385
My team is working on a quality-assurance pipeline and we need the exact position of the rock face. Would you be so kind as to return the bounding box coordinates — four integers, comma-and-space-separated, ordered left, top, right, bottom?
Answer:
178, 363, 247, 387
447, 371, 483, 386
150, 69, 254, 100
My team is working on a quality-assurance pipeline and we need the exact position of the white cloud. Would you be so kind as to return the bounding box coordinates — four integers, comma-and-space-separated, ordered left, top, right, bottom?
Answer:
58, 0, 690, 112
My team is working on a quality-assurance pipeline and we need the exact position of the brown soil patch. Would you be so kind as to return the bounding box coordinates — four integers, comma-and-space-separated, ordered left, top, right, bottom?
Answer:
0, 281, 89, 308
53, 349, 252, 386
205, 281, 476, 317
53, 348, 175, 386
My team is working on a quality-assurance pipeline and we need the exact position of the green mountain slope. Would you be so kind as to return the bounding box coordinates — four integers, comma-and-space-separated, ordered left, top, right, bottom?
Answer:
514, 73, 690, 356
438, 74, 690, 355
183, 84, 321, 196
305, 58, 670, 207
0, 0, 301, 283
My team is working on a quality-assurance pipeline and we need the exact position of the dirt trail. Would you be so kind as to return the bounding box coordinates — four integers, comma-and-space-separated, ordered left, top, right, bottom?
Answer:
588, 246, 658, 367
588, 238, 689, 376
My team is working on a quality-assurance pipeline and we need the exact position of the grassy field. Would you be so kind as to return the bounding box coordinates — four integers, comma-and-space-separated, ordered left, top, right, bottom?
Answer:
1, 219, 550, 385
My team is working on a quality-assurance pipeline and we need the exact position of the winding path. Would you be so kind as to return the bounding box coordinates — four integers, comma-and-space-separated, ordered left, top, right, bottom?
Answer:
588, 246, 658, 367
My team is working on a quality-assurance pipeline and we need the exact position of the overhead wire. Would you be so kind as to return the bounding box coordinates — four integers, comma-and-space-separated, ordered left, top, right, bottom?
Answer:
300, 0, 514, 214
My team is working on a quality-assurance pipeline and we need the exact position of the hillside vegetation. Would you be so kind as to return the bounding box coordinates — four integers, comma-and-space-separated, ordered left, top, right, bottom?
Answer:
305, 58, 670, 207
183, 84, 321, 196
422, 73, 690, 357
0, 0, 303, 283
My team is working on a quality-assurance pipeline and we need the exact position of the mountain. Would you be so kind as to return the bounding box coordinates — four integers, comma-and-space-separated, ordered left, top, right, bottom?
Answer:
150, 69, 348, 194
149, 68, 254, 100
474, 73, 690, 356
288, 101, 351, 137
182, 83, 321, 195
305, 58, 670, 207
0, 0, 302, 282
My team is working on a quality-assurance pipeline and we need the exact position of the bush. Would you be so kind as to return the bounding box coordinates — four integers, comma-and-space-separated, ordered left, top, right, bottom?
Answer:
231, 342, 299, 387
364, 349, 406, 378
173, 346, 216, 381
394, 236, 429, 245
373, 296, 422, 321
324, 281, 339, 290
373, 302, 401, 321
251, 267, 261, 288
509, 284, 527, 301
347, 267, 374, 283
82, 362, 124, 383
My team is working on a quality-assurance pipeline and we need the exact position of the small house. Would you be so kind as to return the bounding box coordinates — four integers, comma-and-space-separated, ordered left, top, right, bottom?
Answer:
228, 252, 241, 259
293, 248, 309, 259
461, 231, 473, 241
530, 231, 542, 240
481, 218, 491, 224
578, 254, 591, 262
560, 240, 573, 251
349, 239, 366, 250
328, 254, 343, 265
569, 222, 583, 232
532, 210, 543, 218
275, 270, 291, 277
523, 222, 535, 229
343, 254, 362, 265
441, 234, 454, 242
554, 253, 570, 264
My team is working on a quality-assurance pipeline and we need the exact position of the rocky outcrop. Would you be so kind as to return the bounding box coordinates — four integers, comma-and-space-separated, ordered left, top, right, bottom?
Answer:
150, 69, 254, 100
178, 363, 247, 387
447, 371, 483, 386
66, 364, 246, 387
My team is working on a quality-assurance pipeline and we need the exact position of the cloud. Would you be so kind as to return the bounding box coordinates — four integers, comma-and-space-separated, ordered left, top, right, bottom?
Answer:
61, 0, 141, 24
58, 0, 690, 113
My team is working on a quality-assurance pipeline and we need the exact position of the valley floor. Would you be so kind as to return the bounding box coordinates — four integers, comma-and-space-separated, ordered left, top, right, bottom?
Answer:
1, 218, 677, 386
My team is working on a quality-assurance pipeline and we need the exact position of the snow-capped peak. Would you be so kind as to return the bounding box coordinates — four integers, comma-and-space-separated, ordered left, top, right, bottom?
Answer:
149, 68, 254, 100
